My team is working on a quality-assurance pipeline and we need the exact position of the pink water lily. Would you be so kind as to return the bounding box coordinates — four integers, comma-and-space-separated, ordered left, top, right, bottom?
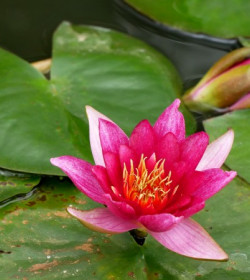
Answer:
51, 99, 236, 260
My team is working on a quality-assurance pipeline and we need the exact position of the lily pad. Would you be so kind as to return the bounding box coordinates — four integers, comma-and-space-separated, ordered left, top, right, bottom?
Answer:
124, 0, 250, 38
0, 22, 195, 175
0, 175, 249, 279
203, 109, 250, 183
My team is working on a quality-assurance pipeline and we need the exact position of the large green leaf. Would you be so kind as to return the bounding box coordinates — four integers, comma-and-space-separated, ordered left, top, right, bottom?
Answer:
203, 109, 250, 183
0, 176, 249, 279
0, 22, 195, 175
124, 0, 249, 38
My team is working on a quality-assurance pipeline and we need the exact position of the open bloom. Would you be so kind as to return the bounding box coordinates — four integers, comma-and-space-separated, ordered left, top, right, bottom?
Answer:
183, 47, 250, 112
51, 99, 236, 260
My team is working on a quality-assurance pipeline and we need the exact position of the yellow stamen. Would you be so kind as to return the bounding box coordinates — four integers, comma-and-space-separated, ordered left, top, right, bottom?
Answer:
122, 155, 178, 211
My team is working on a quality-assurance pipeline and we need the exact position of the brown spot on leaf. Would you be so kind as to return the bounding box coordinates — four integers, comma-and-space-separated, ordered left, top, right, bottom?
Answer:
28, 260, 59, 272
25, 183, 34, 187
26, 201, 36, 207
44, 249, 52, 256
37, 195, 46, 202
75, 243, 93, 253
6, 181, 15, 186
11, 208, 22, 216
22, 220, 29, 225
5, 206, 20, 214
53, 211, 70, 218
128, 271, 135, 278
227, 266, 234, 271
10, 244, 21, 248
2, 219, 13, 224
75, 199, 86, 205
0, 250, 11, 254
103, 238, 110, 244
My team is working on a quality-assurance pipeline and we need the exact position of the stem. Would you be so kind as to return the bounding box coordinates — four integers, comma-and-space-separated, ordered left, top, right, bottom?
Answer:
129, 229, 148, 246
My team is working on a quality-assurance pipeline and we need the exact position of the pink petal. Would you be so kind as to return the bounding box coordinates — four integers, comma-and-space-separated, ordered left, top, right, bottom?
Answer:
164, 194, 191, 214
177, 198, 205, 218
170, 161, 187, 185
99, 119, 129, 156
153, 99, 185, 141
104, 194, 137, 220
50, 156, 105, 204
155, 132, 180, 169
139, 213, 183, 232
229, 93, 250, 111
103, 152, 123, 189
180, 132, 209, 172
193, 169, 237, 200
129, 120, 155, 158
119, 145, 139, 171
92, 165, 112, 194
146, 153, 157, 173
67, 207, 136, 233
150, 218, 228, 260
196, 129, 234, 171
86, 106, 112, 166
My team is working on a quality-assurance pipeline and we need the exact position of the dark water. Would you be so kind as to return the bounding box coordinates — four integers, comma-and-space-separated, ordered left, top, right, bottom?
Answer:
0, 0, 117, 61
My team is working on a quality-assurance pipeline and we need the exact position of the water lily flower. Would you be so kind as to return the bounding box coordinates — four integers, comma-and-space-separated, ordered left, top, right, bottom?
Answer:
183, 47, 250, 112
51, 99, 236, 260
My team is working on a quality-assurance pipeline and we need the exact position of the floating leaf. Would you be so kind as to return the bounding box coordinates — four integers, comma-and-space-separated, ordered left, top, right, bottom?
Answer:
124, 0, 249, 38
0, 176, 249, 279
0, 22, 195, 175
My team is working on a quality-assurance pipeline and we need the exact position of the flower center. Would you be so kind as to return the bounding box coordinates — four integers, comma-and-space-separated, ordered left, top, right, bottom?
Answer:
122, 155, 178, 212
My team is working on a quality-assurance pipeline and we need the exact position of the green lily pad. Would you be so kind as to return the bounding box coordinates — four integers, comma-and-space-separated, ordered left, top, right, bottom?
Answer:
0, 22, 195, 175
124, 0, 250, 38
0, 171, 40, 203
203, 109, 250, 183
0, 175, 249, 279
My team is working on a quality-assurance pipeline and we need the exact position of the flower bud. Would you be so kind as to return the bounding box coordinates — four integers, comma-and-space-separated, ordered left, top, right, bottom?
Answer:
183, 48, 250, 112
